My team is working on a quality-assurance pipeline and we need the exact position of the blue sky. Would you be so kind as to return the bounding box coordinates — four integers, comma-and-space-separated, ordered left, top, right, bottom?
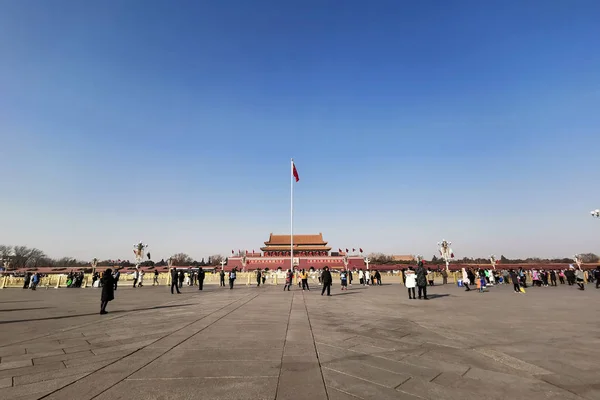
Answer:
1, 1, 599, 261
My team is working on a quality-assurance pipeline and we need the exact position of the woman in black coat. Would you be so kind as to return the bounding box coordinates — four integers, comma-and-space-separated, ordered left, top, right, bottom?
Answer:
100, 269, 115, 314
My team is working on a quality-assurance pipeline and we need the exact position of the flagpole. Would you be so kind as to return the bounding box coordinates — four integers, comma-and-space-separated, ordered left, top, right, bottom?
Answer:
290, 158, 294, 271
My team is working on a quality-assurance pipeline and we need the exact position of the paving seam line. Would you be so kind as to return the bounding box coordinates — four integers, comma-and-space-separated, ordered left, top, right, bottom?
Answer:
301, 292, 330, 400
36, 293, 258, 400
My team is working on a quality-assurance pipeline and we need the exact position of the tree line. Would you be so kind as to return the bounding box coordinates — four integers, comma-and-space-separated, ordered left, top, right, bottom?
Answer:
367, 252, 600, 265
0, 245, 226, 270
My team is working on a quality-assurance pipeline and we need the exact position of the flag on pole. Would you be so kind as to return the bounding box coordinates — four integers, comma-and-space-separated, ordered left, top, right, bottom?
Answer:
352, 248, 355, 252
338, 248, 342, 253
231, 250, 234, 255
346, 248, 349, 253
292, 161, 300, 182
359, 248, 363, 253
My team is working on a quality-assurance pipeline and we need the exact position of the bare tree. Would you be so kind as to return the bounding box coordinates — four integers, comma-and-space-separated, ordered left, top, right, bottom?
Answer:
170, 253, 194, 266
11, 246, 47, 269
209, 254, 224, 266
0, 245, 13, 259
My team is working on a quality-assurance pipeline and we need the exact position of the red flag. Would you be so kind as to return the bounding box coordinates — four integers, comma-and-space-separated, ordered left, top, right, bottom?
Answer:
352, 248, 355, 252
231, 250, 234, 255
338, 248, 342, 253
451, 253, 454, 258
359, 248, 363, 253
345, 248, 349, 253
292, 161, 299, 182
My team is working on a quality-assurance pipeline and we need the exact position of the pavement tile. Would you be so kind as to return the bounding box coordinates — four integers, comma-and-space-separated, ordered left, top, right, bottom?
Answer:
1, 374, 88, 398
322, 368, 420, 400
0, 359, 32, 371
33, 349, 93, 365
96, 377, 279, 400
1, 349, 65, 363
129, 359, 281, 379
0, 376, 13, 388
0, 361, 66, 379
13, 359, 114, 386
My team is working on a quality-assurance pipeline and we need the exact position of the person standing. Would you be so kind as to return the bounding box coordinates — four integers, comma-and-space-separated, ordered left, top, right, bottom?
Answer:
229, 268, 237, 289
416, 262, 428, 300
219, 269, 226, 287
550, 270, 557, 286
365, 269, 371, 286
321, 266, 332, 296
594, 266, 600, 289
358, 269, 364, 285
262, 270, 267, 285
153, 270, 159, 286
23, 272, 31, 289
283, 269, 293, 291
301, 269, 310, 291
112, 269, 120, 290
170, 268, 181, 294
198, 267, 205, 290
374, 270, 382, 286
340, 269, 348, 291
256, 269, 262, 287
100, 269, 115, 314
348, 269, 353, 286
405, 267, 416, 299
178, 270, 184, 288
510, 270, 521, 293
441, 269, 448, 285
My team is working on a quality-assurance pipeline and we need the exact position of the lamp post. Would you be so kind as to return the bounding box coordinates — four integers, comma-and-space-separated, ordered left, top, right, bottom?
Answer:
91, 258, 98, 276
2, 258, 11, 271
490, 254, 497, 270
573, 254, 583, 270
220, 259, 226, 271
591, 209, 600, 219
133, 241, 148, 268
364, 257, 371, 270
437, 239, 453, 271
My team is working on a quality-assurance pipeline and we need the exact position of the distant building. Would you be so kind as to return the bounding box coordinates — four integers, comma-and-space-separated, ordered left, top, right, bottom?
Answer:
391, 255, 414, 262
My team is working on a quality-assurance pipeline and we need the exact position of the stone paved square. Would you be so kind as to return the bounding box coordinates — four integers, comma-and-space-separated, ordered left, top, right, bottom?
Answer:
0, 281, 599, 399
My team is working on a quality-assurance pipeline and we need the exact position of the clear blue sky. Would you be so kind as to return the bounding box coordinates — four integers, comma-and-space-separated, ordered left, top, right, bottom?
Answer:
1, 1, 599, 261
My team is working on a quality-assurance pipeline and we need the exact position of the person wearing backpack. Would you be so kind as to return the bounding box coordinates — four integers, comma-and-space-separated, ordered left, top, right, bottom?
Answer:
229, 268, 237, 289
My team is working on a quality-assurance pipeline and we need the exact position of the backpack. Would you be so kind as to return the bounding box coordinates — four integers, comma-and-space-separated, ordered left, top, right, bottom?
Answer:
230, 272, 236, 280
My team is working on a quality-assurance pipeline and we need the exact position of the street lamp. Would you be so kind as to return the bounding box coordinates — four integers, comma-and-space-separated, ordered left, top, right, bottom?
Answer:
133, 241, 148, 268
573, 254, 583, 270
91, 258, 98, 275
437, 239, 454, 271
591, 209, 600, 218
490, 254, 497, 270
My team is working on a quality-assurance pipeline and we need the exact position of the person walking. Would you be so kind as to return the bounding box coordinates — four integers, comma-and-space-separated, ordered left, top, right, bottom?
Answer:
170, 268, 181, 294
595, 266, 600, 289
137, 270, 144, 287
321, 267, 332, 296
229, 268, 237, 289
30, 273, 40, 290
575, 267, 585, 290
405, 267, 416, 299
100, 269, 115, 314
358, 269, 364, 285
198, 267, 205, 290
416, 262, 428, 299
256, 269, 262, 287
132, 268, 139, 288
461, 268, 471, 291
153, 270, 159, 285
178, 270, 184, 288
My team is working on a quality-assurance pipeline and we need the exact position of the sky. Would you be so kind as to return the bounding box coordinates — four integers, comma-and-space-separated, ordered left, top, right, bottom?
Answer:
1, 0, 599, 262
